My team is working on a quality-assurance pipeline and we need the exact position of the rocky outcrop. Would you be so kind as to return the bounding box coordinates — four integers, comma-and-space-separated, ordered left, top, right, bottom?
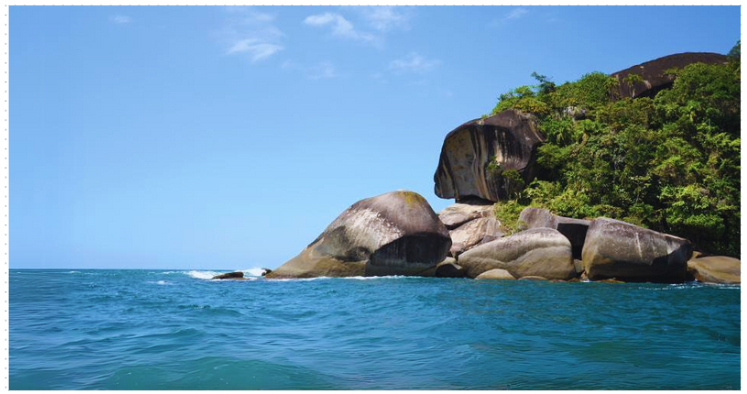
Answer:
582, 218, 691, 283
518, 208, 590, 259
434, 110, 545, 202
435, 258, 466, 278
687, 256, 740, 284
265, 191, 451, 279
213, 272, 245, 280
612, 52, 728, 99
260, 268, 273, 277
438, 201, 495, 229
475, 268, 515, 280
449, 217, 504, 257
458, 228, 576, 280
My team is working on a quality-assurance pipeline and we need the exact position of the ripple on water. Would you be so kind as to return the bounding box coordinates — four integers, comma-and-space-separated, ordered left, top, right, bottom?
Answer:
9, 270, 741, 390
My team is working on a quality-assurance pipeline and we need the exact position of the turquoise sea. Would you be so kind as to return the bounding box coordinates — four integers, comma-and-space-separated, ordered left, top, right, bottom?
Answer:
9, 269, 741, 390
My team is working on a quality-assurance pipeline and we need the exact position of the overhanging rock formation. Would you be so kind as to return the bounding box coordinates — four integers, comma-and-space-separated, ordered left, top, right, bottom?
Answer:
434, 109, 544, 202
612, 52, 728, 99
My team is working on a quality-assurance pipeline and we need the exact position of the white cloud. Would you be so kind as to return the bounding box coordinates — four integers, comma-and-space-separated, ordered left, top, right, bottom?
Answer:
359, 6, 410, 32
493, 7, 529, 26
227, 39, 283, 62
217, 7, 284, 63
389, 53, 440, 74
110, 15, 131, 24
303, 12, 377, 44
506, 8, 528, 20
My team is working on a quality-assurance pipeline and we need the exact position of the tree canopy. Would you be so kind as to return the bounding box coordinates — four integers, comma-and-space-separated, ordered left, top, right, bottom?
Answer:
489, 43, 741, 256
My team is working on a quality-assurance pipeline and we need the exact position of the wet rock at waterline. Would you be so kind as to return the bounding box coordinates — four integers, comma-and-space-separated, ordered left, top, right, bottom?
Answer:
582, 218, 692, 283
212, 272, 245, 280
435, 258, 466, 278
458, 228, 576, 280
434, 110, 545, 202
265, 191, 451, 279
687, 256, 741, 285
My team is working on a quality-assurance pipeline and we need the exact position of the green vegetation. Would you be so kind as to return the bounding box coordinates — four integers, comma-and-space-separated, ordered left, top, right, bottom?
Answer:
490, 42, 741, 256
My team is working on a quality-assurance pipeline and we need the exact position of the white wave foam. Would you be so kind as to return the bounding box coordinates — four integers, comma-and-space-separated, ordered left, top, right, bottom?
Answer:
67, 271, 81, 274
186, 270, 222, 280
267, 275, 410, 282
238, 268, 269, 277
147, 280, 173, 285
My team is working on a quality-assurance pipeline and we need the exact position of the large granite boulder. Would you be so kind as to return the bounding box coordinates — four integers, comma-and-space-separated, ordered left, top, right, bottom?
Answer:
438, 201, 495, 229
458, 228, 576, 280
612, 52, 728, 99
434, 110, 545, 202
582, 218, 691, 283
449, 217, 504, 256
518, 207, 590, 259
687, 256, 740, 284
265, 191, 451, 279
475, 268, 515, 280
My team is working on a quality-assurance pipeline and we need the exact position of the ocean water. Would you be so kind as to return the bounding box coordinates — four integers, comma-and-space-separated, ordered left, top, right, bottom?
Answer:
10, 269, 740, 390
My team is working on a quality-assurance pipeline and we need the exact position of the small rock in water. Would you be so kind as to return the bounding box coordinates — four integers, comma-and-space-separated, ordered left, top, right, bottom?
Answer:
212, 272, 245, 280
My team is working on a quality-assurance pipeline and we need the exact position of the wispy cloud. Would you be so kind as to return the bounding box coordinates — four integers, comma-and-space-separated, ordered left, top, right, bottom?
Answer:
282, 60, 338, 80
110, 15, 131, 25
389, 52, 440, 74
303, 12, 378, 45
216, 7, 284, 63
359, 6, 410, 32
493, 7, 529, 26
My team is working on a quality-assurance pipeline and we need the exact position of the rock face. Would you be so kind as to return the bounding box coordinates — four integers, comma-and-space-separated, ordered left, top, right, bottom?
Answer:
458, 228, 576, 280
438, 201, 495, 229
449, 217, 504, 257
687, 256, 740, 284
518, 208, 590, 259
475, 268, 515, 280
213, 272, 244, 280
265, 191, 451, 279
582, 218, 692, 283
435, 258, 466, 278
612, 52, 728, 99
434, 110, 545, 202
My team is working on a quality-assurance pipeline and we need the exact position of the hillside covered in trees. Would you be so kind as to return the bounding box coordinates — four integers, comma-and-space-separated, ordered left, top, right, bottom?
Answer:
488, 42, 741, 257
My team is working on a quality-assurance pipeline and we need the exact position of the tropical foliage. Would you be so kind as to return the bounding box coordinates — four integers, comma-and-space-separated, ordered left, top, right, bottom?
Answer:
490, 42, 741, 256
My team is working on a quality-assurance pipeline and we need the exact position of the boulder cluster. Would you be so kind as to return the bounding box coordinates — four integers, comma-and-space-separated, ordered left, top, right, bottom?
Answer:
265, 52, 739, 285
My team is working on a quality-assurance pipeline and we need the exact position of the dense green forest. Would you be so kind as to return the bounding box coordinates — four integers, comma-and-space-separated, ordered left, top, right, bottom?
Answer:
491, 42, 741, 257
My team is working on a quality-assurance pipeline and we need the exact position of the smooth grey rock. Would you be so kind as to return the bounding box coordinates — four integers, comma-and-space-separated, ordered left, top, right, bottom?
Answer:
266, 191, 451, 279
582, 218, 691, 283
687, 256, 740, 284
475, 268, 515, 280
438, 201, 495, 229
458, 228, 575, 280
518, 207, 590, 260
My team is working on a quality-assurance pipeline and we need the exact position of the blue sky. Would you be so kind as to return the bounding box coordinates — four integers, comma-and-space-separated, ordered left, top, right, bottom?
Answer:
10, 6, 740, 269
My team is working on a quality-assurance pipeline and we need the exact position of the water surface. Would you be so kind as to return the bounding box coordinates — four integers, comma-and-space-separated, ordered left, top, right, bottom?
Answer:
10, 269, 740, 389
